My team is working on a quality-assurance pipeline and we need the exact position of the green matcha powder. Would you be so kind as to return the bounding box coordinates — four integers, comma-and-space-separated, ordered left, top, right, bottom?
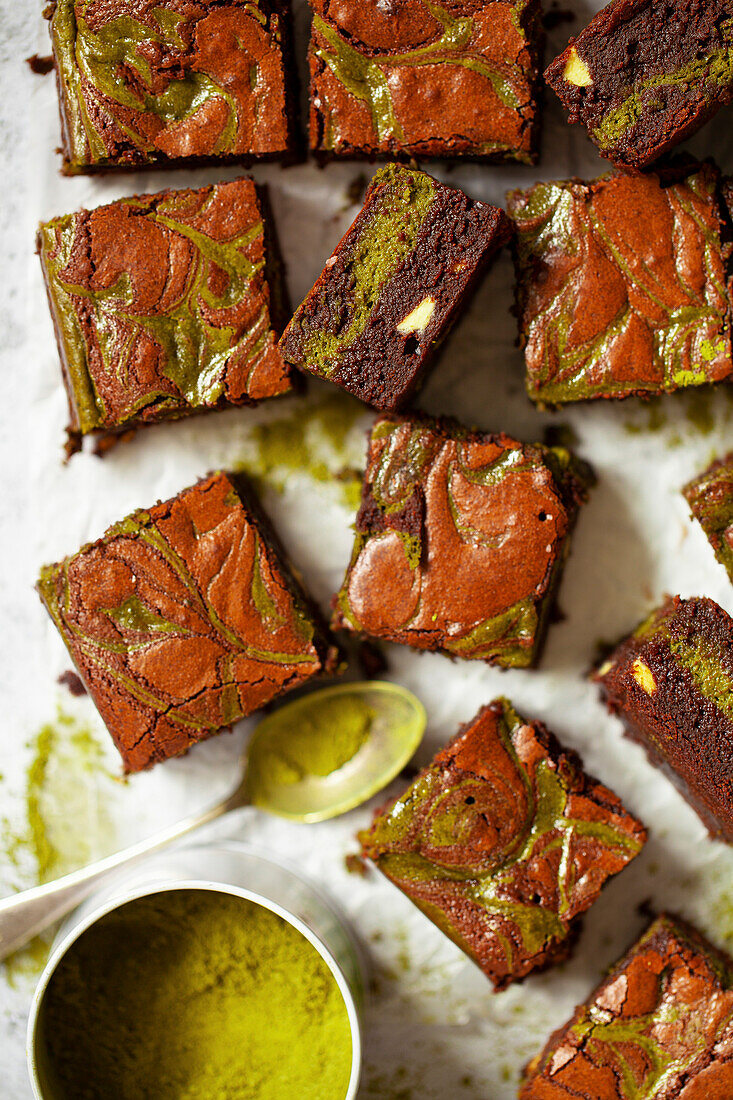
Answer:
39, 890, 353, 1100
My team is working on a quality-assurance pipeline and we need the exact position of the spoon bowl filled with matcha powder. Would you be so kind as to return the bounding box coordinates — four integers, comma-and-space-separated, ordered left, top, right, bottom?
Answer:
0, 681, 426, 962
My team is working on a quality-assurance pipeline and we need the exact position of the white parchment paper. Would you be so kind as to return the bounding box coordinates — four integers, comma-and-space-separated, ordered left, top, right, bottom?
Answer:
2, 2, 733, 1095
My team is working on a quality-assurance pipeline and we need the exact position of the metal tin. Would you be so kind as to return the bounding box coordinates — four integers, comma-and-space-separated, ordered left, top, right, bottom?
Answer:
27, 841, 365, 1100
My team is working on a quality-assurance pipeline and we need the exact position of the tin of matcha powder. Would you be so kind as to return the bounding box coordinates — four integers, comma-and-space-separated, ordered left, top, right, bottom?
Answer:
37, 889, 354, 1100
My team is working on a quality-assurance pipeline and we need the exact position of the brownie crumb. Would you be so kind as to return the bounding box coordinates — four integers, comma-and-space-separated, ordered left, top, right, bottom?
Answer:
26, 54, 54, 75
344, 853, 369, 877
58, 670, 87, 697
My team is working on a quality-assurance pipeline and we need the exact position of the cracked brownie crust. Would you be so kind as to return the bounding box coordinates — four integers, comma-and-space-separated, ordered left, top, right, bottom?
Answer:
521, 914, 733, 1098
360, 699, 646, 990
507, 162, 733, 406
545, 0, 733, 170
37, 471, 340, 772
308, 0, 544, 163
38, 179, 292, 447
279, 164, 510, 411
594, 595, 733, 844
47, 0, 298, 174
333, 412, 592, 667
683, 453, 733, 584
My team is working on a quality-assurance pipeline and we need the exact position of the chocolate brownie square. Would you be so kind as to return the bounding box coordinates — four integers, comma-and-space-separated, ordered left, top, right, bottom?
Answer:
360, 699, 646, 990
37, 472, 340, 772
38, 179, 292, 450
333, 412, 592, 668
507, 162, 733, 406
545, 0, 733, 170
684, 454, 733, 584
595, 595, 733, 843
279, 165, 510, 410
308, 0, 544, 164
521, 914, 733, 1098
47, 0, 298, 174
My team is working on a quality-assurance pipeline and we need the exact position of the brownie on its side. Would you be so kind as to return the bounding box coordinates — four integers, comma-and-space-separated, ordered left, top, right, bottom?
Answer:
594, 595, 733, 843
38, 180, 292, 451
545, 0, 733, 170
360, 699, 646, 991
333, 412, 592, 668
38, 472, 340, 773
508, 163, 733, 406
47, 0, 298, 174
279, 165, 510, 411
521, 914, 733, 1098
684, 454, 733, 584
308, 0, 544, 164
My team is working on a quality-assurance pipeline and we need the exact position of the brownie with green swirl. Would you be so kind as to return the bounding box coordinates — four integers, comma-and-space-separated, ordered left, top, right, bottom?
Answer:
46, 0, 298, 174
279, 165, 510, 410
594, 595, 733, 844
521, 913, 733, 1098
683, 454, 733, 584
360, 699, 646, 990
37, 472, 341, 772
507, 162, 733, 406
545, 0, 733, 170
332, 411, 592, 668
38, 179, 292, 453
308, 0, 544, 164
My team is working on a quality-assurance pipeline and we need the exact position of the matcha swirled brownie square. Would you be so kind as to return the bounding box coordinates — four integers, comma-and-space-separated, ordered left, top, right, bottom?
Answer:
38, 179, 292, 451
333, 412, 592, 668
507, 163, 733, 406
684, 454, 733, 584
544, 0, 733, 170
308, 0, 544, 163
46, 0, 298, 173
279, 165, 511, 411
37, 472, 341, 772
594, 595, 733, 843
521, 914, 733, 1098
360, 699, 646, 990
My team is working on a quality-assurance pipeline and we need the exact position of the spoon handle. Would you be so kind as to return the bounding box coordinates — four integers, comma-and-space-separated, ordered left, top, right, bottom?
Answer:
0, 790, 242, 961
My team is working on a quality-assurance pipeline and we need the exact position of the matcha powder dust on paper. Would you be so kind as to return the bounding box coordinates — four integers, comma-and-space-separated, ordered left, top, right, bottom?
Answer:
234, 392, 367, 508
1, 710, 118, 983
38, 890, 354, 1100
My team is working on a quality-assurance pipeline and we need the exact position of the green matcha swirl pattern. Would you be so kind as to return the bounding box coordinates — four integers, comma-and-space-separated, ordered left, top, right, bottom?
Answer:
311, 0, 536, 160
592, 18, 733, 152
51, 0, 290, 170
555, 919, 733, 1099
55, 4, 229, 163
336, 415, 588, 667
362, 701, 644, 978
39, 185, 284, 435
300, 165, 437, 378
37, 475, 323, 759
508, 167, 732, 404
